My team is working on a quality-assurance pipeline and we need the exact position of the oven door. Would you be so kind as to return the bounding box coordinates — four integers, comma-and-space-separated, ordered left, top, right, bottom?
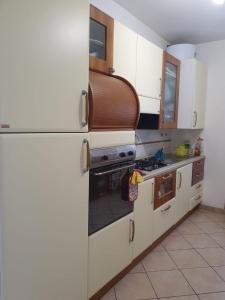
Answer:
89, 162, 135, 235
154, 171, 176, 209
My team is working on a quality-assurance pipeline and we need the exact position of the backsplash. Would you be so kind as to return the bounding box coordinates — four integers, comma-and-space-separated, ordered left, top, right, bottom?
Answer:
135, 129, 204, 159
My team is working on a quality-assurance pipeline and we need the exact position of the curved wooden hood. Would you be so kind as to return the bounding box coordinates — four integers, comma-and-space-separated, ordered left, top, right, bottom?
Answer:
89, 71, 140, 131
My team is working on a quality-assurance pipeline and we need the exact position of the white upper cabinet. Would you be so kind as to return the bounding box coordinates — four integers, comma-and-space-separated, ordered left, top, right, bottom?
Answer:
136, 35, 163, 100
178, 59, 207, 129
175, 164, 192, 223
113, 21, 137, 87
133, 179, 154, 258
0, 0, 89, 132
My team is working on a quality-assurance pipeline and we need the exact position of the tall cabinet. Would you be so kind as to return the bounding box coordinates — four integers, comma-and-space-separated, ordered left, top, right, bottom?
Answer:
0, 1, 90, 300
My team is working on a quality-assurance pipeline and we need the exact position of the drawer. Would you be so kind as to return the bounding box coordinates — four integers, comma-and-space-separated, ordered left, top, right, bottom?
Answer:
153, 198, 175, 242
189, 192, 203, 211
191, 181, 203, 197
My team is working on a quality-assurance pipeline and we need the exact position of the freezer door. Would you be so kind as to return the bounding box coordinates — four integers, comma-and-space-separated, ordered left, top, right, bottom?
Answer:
0, 0, 89, 132
0, 133, 89, 300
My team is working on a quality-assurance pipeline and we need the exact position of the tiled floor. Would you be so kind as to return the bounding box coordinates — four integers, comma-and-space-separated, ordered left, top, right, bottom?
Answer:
100, 208, 225, 300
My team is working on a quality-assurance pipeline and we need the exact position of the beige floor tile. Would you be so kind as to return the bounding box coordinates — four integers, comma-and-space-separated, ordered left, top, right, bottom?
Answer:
142, 250, 177, 271
214, 266, 225, 281
188, 213, 212, 223
197, 248, 225, 266
100, 289, 116, 300
151, 243, 166, 252
177, 222, 204, 235
148, 270, 194, 298
207, 213, 225, 223
182, 267, 225, 294
114, 273, 156, 300
210, 233, 225, 247
168, 249, 208, 268
199, 292, 225, 299
183, 233, 220, 249
162, 234, 192, 250
160, 296, 198, 300
129, 262, 145, 273
197, 222, 225, 234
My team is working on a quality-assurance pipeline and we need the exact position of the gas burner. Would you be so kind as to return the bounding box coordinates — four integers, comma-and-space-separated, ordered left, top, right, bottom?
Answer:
135, 157, 167, 172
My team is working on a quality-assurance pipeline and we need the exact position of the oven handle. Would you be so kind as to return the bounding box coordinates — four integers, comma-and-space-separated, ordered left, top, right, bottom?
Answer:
92, 163, 135, 176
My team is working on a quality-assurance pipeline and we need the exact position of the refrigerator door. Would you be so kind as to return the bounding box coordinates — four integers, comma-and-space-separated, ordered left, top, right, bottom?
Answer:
0, 0, 89, 132
0, 133, 89, 300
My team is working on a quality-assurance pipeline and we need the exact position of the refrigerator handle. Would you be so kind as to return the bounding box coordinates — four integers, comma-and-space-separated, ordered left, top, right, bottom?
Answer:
82, 139, 90, 173
81, 90, 89, 127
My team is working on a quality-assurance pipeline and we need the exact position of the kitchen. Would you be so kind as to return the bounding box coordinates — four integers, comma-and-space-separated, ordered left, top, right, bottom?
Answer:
0, 0, 225, 300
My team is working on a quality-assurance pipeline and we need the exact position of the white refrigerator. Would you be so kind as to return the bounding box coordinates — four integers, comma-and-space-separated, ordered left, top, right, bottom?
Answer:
0, 1, 90, 300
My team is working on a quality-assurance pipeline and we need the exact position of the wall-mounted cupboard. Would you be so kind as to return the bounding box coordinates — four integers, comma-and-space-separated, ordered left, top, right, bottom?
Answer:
178, 59, 207, 129
89, 5, 114, 74
160, 52, 180, 129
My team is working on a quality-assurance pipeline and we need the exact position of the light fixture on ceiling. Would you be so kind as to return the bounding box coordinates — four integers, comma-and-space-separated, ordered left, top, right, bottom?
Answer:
213, 0, 225, 5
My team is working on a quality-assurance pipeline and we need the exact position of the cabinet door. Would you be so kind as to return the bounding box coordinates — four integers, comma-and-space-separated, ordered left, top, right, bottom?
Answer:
88, 214, 134, 298
133, 179, 154, 258
160, 52, 180, 129
136, 35, 163, 100
89, 5, 114, 74
113, 21, 137, 87
193, 61, 207, 129
0, 133, 89, 300
0, 0, 89, 132
176, 164, 192, 223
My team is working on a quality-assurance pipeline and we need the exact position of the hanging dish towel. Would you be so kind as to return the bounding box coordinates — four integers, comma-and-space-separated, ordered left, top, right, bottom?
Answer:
129, 170, 144, 202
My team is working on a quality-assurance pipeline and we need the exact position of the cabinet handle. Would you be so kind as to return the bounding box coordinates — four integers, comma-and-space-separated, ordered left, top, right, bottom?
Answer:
161, 205, 171, 213
109, 67, 115, 74
129, 219, 135, 242
159, 78, 162, 98
82, 139, 90, 173
151, 182, 155, 204
162, 174, 173, 180
194, 111, 198, 128
177, 172, 182, 190
81, 90, 89, 127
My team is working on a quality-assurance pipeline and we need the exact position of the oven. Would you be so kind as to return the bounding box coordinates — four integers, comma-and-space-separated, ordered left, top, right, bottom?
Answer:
89, 145, 136, 235
154, 171, 176, 209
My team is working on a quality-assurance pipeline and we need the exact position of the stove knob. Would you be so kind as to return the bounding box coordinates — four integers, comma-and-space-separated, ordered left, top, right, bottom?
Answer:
119, 152, 126, 158
101, 155, 109, 161
128, 151, 134, 156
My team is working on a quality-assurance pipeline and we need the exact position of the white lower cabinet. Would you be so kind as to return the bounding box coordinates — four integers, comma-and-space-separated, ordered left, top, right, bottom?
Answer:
0, 133, 89, 300
190, 181, 203, 210
88, 214, 134, 298
175, 164, 193, 223
153, 198, 176, 242
133, 179, 154, 258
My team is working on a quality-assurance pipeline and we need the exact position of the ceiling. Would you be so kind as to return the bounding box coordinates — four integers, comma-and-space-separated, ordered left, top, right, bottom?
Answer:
114, 0, 225, 44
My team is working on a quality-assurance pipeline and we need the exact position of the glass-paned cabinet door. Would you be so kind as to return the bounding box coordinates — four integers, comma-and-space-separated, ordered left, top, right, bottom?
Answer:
89, 5, 114, 74
160, 52, 180, 128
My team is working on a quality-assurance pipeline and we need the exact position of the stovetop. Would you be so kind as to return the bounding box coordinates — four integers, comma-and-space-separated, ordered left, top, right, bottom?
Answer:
135, 157, 167, 172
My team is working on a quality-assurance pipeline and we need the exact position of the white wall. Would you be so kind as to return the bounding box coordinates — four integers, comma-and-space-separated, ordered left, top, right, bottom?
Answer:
197, 39, 225, 209
90, 0, 168, 49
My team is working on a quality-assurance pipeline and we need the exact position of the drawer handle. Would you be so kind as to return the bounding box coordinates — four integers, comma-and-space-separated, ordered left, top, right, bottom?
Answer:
161, 205, 171, 213
162, 174, 173, 180
195, 195, 202, 201
196, 184, 202, 189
